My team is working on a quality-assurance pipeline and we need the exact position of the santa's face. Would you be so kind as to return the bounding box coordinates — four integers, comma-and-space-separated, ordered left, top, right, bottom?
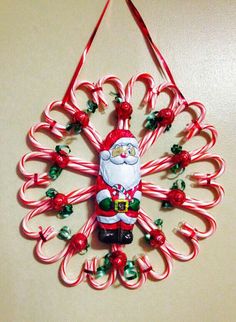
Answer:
110, 143, 139, 165
99, 138, 141, 190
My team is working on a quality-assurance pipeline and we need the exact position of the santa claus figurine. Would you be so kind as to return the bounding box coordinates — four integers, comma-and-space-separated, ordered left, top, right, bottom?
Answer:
96, 129, 142, 244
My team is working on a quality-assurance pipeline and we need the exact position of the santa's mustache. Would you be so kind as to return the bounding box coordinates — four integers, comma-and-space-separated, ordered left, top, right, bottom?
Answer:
110, 155, 138, 165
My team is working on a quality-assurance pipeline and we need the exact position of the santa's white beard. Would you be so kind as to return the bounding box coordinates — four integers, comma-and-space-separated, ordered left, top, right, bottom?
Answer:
99, 158, 141, 191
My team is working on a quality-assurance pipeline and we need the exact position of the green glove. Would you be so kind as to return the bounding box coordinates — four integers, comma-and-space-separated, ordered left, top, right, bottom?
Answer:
99, 198, 113, 211
129, 198, 140, 211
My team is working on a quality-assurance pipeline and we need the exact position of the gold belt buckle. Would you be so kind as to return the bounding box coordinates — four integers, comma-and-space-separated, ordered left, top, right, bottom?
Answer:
114, 199, 129, 212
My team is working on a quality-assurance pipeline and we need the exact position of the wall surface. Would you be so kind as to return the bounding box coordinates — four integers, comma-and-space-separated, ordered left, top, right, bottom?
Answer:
0, 0, 235, 321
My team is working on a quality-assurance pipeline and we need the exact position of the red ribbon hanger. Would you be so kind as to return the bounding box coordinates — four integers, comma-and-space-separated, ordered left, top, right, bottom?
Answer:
62, 0, 178, 106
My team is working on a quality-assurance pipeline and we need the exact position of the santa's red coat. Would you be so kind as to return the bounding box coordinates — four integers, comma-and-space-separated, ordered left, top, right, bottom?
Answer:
95, 175, 142, 230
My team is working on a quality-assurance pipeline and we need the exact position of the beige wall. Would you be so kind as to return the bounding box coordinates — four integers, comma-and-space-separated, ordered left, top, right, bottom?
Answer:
1, 0, 235, 321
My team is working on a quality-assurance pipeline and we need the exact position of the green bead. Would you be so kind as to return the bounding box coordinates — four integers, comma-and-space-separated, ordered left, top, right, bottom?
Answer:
154, 218, 163, 227
171, 144, 182, 155
170, 163, 181, 174
124, 260, 138, 281
164, 124, 172, 132
66, 123, 73, 131
171, 179, 186, 191
145, 112, 159, 130
45, 188, 57, 198
74, 123, 82, 134
55, 145, 71, 154
58, 204, 73, 218
115, 96, 123, 103
161, 201, 173, 209
87, 100, 98, 113
58, 226, 72, 240
144, 233, 151, 243
48, 165, 62, 180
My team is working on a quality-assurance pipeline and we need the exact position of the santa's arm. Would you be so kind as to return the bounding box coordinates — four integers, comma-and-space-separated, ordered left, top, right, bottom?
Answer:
96, 175, 113, 211
129, 181, 142, 211
96, 189, 113, 210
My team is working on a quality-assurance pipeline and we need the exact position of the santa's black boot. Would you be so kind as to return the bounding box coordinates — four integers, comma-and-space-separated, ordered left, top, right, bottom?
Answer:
120, 230, 133, 244
98, 229, 118, 244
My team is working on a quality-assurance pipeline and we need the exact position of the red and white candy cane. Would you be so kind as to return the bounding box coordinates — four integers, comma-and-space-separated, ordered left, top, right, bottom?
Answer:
18, 0, 225, 289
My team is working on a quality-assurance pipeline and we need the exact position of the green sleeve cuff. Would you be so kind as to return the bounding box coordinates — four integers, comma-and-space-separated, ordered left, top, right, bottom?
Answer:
99, 198, 112, 211
129, 198, 140, 211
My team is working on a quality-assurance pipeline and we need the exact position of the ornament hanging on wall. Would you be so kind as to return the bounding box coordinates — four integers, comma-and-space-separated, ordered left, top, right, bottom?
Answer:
18, 0, 225, 289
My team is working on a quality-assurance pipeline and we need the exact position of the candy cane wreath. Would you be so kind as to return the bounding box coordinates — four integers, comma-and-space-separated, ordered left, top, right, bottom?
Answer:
18, 0, 225, 290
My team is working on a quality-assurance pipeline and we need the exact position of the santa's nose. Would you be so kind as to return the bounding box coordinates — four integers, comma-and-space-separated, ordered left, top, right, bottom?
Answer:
120, 153, 127, 158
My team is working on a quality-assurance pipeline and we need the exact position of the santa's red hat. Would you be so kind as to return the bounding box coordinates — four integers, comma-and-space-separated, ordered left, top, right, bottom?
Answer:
101, 129, 137, 151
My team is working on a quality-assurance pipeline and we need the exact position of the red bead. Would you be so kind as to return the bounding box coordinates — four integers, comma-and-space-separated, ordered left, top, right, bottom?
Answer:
116, 102, 133, 119
149, 229, 166, 247
52, 193, 68, 211
109, 251, 127, 269
73, 111, 89, 127
52, 151, 69, 168
69, 233, 88, 252
172, 150, 191, 168
158, 108, 175, 126
168, 189, 186, 207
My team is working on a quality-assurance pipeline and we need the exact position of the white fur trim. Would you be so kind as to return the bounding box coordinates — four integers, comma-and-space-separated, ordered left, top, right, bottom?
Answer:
96, 189, 111, 203
100, 150, 111, 160
97, 213, 137, 225
134, 190, 142, 201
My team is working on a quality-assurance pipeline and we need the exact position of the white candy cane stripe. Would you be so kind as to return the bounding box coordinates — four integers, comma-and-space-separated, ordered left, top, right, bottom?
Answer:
157, 82, 183, 111
28, 122, 63, 152
184, 101, 207, 140
178, 202, 217, 239
83, 125, 102, 152
138, 102, 181, 157
185, 181, 224, 209
141, 151, 225, 180
118, 268, 147, 290
125, 73, 156, 109
19, 179, 51, 208
138, 126, 166, 157
67, 185, 96, 205
21, 203, 52, 238
141, 86, 159, 111
138, 209, 199, 263
19, 151, 51, 180
186, 124, 218, 156
44, 100, 74, 132
190, 154, 225, 180
137, 212, 154, 232
73, 80, 98, 105
80, 212, 98, 235
141, 156, 173, 176
165, 237, 199, 262
68, 158, 99, 176
142, 182, 168, 200
142, 180, 223, 211
60, 251, 86, 287
148, 245, 173, 281
140, 207, 196, 263
35, 233, 69, 264
108, 244, 147, 289
96, 75, 126, 106
86, 256, 117, 290
141, 182, 219, 238
138, 208, 160, 230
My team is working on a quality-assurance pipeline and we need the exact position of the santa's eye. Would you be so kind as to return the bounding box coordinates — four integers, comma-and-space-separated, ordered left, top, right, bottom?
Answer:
128, 147, 136, 156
